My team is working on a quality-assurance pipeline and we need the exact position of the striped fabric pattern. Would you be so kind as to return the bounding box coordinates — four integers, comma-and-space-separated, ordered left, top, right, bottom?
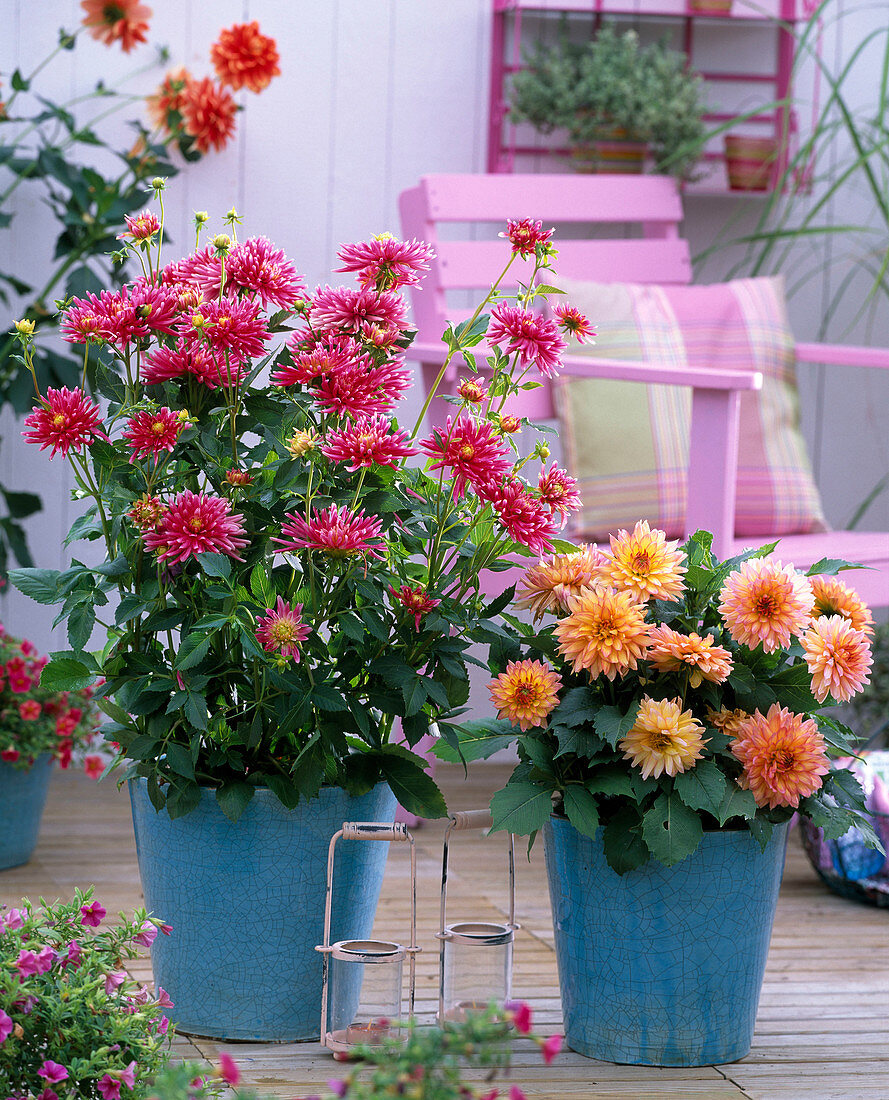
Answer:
554, 275, 828, 541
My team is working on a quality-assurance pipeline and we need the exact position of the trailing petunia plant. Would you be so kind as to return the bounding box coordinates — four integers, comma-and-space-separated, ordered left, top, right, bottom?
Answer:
0, 3, 279, 577
8, 200, 587, 821
0, 889, 178, 1096
439, 524, 881, 872
0, 619, 105, 777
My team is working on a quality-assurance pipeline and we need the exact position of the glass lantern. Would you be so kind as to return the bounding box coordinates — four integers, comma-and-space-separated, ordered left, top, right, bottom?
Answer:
317, 822, 419, 1055
437, 809, 516, 1023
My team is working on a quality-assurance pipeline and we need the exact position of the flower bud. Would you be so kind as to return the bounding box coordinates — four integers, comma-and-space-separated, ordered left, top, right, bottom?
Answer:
14, 319, 35, 336
212, 234, 232, 256
150, 177, 166, 192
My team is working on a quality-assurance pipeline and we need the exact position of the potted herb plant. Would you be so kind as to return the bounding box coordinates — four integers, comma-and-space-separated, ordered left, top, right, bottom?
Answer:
8, 204, 586, 1040
508, 25, 706, 180
441, 524, 878, 1065
0, 622, 104, 870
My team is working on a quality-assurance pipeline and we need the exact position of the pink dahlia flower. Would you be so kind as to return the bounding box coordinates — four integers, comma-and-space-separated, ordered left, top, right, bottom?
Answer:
500, 217, 554, 257
419, 416, 513, 500
142, 490, 249, 564
479, 476, 558, 557
255, 598, 311, 661
142, 338, 247, 389
487, 303, 566, 379
552, 301, 595, 343
118, 209, 160, 241
23, 387, 107, 458
389, 584, 441, 631
321, 414, 418, 470
225, 236, 305, 310
336, 236, 434, 290
274, 335, 363, 387
122, 407, 183, 462
183, 295, 269, 361
310, 284, 409, 336
274, 503, 386, 561
309, 354, 412, 420
537, 462, 581, 527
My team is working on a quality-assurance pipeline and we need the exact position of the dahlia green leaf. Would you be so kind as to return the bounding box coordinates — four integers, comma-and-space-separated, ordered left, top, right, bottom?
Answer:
216, 780, 255, 822
602, 806, 647, 874
563, 784, 600, 839
642, 791, 703, 866
595, 702, 640, 748
674, 760, 728, 816
489, 779, 553, 836
716, 784, 758, 825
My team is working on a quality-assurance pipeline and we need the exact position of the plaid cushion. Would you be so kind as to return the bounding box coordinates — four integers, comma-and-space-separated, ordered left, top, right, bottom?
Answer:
554, 275, 828, 540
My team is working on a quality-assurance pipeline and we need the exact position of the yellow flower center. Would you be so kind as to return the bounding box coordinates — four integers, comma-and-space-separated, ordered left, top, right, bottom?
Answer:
188, 517, 203, 533
151, 421, 166, 435
52, 413, 67, 428
459, 443, 475, 459
755, 594, 777, 617
631, 551, 651, 574
270, 620, 297, 643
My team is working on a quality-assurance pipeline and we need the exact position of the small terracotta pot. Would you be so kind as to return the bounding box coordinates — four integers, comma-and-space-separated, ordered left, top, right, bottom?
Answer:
724, 134, 779, 191
689, 0, 732, 13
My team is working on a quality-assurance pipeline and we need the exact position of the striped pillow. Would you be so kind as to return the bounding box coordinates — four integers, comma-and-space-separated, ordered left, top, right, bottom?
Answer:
554, 275, 827, 540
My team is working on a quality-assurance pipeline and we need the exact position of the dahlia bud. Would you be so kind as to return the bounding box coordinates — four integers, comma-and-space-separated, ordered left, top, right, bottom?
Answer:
499, 415, 521, 434
534, 441, 551, 460
14, 319, 35, 336
212, 234, 232, 256
150, 177, 166, 192
287, 429, 320, 458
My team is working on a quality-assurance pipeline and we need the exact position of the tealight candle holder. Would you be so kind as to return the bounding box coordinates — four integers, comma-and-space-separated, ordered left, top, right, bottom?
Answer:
437, 809, 516, 1023
316, 821, 419, 1054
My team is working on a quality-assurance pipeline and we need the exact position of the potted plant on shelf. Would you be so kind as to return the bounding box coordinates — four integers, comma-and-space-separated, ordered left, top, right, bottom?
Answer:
8, 201, 586, 1040
440, 524, 878, 1066
0, 622, 104, 870
508, 25, 706, 180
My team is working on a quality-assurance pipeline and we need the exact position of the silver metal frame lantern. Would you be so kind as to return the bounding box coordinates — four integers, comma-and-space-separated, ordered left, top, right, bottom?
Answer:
437, 809, 516, 1023
316, 821, 419, 1054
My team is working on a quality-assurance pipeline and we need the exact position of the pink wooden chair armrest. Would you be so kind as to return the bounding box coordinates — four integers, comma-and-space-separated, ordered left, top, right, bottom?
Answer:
795, 342, 889, 369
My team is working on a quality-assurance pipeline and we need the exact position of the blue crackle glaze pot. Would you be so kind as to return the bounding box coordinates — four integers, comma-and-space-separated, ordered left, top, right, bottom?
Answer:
543, 816, 789, 1066
129, 778, 396, 1041
0, 755, 54, 871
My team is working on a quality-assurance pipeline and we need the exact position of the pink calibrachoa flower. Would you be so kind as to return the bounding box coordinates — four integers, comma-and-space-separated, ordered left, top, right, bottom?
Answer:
38, 1061, 68, 1084
83, 754, 105, 779
487, 303, 566, 379
552, 301, 595, 343
121, 407, 183, 462
389, 585, 441, 631
120, 1062, 136, 1089
500, 217, 554, 257
80, 900, 106, 927
336, 236, 435, 290
310, 284, 409, 336
479, 476, 559, 557
133, 920, 158, 948
255, 598, 311, 661
537, 463, 581, 527
420, 416, 513, 500
719, 557, 814, 653
3, 908, 25, 930
23, 387, 107, 459
508, 1001, 533, 1034
105, 970, 127, 994
274, 504, 386, 562
801, 615, 872, 703
142, 490, 249, 564
0, 1009, 12, 1043
18, 699, 41, 720
97, 1075, 122, 1100
156, 986, 174, 1006
218, 1051, 240, 1085
38, 1089, 60, 1100
540, 1034, 563, 1064
321, 415, 418, 471
64, 940, 83, 969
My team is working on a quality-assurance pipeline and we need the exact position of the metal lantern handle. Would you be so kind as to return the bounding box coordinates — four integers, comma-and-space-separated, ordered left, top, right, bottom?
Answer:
316, 820, 419, 1047
438, 807, 517, 940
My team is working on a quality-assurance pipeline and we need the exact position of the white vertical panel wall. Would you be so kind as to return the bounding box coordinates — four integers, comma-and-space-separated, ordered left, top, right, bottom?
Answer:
0, 0, 885, 652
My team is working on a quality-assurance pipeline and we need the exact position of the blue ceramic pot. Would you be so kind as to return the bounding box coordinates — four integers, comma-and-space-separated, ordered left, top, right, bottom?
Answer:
129, 779, 396, 1041
543, 816, 789, 1066
0, 755, 53, 871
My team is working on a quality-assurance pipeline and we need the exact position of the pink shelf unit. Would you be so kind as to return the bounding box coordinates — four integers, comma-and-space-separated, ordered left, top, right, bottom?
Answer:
488, 0, 819, 192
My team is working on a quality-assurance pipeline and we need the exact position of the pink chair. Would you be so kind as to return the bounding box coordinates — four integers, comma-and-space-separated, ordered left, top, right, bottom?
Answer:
399, 173, 889, 607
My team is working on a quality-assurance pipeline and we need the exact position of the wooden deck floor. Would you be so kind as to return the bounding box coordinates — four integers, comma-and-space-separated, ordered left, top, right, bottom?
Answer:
3, 765, 888, 1100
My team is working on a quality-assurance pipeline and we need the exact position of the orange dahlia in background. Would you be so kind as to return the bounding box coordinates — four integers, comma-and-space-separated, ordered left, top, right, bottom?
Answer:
489, 659, 563, 732
211, 21, 281, 93
81, 0, 151, 52
802, 615, 873, 703
180, 77, 238, 155
647, 624, 733, 687
809, 574, 875, 637
514, 545, 609, 622
731, 704, 829, 809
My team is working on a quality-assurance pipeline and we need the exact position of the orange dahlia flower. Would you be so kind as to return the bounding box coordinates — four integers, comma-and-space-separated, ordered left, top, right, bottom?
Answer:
489, 659, 562, 732
802, 615, 873, 703
731, 704, 829, 809
180, 77, 238, 155
619, 696, 708, 779
211, 21, 281, 93
809, 575, 874, 637
81, 0, 151, 53
718, 557, 814, 653
514, 545, 608, 621
555, 586, 650, 681
647, 623, 733, 687
147, 68, 191, 135
706, 707, 751, 738
602, 520, 685, 603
